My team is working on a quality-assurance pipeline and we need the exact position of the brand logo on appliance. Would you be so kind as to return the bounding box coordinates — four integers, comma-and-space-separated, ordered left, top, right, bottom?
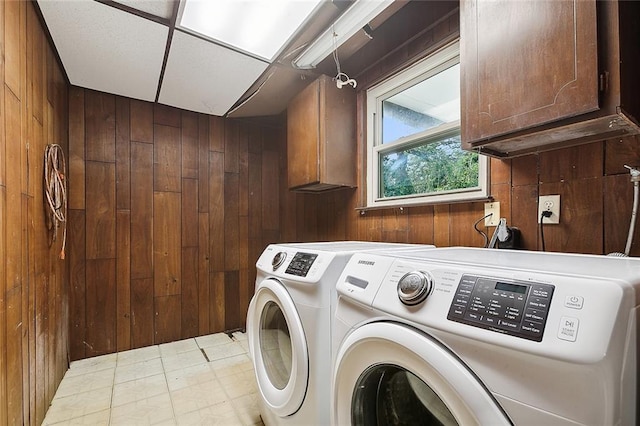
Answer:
357, 260, 375, 266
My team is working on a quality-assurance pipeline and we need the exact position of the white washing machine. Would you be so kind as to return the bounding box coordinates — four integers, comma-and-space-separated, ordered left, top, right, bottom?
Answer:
332, 247, 640, 425
247, 241, 432, 426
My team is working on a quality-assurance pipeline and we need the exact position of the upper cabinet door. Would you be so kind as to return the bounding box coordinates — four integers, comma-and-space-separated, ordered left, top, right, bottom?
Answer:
461, 0, 598, 144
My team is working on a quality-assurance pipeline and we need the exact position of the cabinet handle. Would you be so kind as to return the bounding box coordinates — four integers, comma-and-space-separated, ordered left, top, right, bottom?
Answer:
599, 71, 609, 93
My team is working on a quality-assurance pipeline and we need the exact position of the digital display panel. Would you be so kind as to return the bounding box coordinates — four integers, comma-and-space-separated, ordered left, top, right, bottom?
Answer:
285, 252, 318, 277
495, 282, 527, 294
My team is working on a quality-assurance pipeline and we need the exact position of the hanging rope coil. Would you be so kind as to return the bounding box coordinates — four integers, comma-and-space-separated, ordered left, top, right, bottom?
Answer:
44, 144, 67, 259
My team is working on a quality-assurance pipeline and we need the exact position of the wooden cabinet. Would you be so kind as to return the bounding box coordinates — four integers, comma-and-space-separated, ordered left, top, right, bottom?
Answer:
287, 74, 356, 191
460, 0, 640, 157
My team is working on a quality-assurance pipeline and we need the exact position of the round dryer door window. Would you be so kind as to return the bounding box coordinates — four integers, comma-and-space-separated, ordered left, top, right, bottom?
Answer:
353, 364, 458, 425
333, 322, 512, 426
260, 301, 292, 390
247, 278, 308, 417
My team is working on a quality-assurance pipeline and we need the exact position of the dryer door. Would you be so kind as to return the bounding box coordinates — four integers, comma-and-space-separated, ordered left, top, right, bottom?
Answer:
333, 322, 512, 426
247, 278, 308, 417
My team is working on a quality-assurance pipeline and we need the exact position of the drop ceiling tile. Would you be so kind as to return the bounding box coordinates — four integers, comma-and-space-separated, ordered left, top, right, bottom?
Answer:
38, 0, 168, 102
112, 0, 175, 20
158, 31, 269, 116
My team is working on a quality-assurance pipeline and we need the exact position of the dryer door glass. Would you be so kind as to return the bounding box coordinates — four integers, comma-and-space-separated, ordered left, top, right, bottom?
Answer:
353, 364, 457, 425
259, 301, 292, 390
333, 322, 511, 425
249, 279, 308, 416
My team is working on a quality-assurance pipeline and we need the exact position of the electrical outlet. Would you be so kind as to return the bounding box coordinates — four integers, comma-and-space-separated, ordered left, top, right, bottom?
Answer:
484, 202, 500, 226
538, 195, 560, 224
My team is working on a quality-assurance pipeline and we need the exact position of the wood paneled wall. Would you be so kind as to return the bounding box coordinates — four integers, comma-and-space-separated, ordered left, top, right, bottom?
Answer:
288, 137, 640, 256
1, 1, 70, 424
68, 89, 284, 360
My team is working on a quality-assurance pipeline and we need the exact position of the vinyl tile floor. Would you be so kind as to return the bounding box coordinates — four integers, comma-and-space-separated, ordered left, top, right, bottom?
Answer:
43, 332, 264, 425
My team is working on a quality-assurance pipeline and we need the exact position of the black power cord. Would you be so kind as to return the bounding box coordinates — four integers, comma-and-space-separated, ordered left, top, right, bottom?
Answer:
540, 210, 553, 251
474, 213, 493, 248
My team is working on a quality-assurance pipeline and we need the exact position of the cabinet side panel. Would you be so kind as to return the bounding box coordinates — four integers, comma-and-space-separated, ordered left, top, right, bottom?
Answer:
287, 80, 320, 188
321, 76, 356, 187
618, 0, 640, 125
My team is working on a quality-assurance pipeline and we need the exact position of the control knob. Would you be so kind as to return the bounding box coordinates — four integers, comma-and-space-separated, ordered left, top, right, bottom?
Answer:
272, 252, 286, 270
397, 271, 434, 306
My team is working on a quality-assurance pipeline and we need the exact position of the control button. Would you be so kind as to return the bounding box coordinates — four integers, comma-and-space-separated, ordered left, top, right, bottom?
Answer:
465, 312, 481, 321
453, 295, 470, 306
531, 286, 551, 299
527, 296, 549, 311
449, 305, 465, 317
524, 308, 545, 323
481, 315, 498, 325
557, 316, 579, 342
498, 319, 519, 330
460, 276, 477, 285
564, 295, 584, 310
520, 321, 543, 338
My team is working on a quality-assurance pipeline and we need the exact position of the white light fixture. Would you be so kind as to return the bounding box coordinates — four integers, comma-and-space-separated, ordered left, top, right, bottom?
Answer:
293, 0, 394, 69
178, 0, 323, 62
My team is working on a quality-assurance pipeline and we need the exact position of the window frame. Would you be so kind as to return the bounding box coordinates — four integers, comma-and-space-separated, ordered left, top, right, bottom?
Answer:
365, 40, 489, 209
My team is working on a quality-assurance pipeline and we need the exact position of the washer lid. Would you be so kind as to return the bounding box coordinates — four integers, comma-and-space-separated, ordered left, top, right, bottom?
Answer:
247, 279, 308, 417
333, 322, 512, 425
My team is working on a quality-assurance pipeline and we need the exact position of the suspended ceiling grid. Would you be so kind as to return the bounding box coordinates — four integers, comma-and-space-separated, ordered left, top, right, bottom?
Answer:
37, 0, 354, 118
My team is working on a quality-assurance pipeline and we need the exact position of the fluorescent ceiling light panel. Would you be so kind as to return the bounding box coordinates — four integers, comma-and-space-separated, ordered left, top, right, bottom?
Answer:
179, 0, 322, 62
294, 0, 394, 69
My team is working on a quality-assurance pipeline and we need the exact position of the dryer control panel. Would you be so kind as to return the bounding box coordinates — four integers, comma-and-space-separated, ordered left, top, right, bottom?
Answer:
447, 275, 554, 342
284, 252, 318, 277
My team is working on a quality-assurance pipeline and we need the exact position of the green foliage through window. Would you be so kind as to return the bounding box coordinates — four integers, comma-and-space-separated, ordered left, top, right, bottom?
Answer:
381, 135, 479, 198
366, 41, 487, 207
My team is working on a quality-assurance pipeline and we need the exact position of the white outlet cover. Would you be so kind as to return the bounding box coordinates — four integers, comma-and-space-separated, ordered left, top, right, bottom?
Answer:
538, 195, 560, 224
484, 202, 500, 226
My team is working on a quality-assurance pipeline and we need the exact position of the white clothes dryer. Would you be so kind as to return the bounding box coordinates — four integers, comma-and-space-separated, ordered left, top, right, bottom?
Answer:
332, 247, 640, 426
247, 241, 431, 426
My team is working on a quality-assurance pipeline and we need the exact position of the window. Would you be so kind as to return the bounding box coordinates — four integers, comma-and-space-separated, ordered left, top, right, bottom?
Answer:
366, 41, 488, 208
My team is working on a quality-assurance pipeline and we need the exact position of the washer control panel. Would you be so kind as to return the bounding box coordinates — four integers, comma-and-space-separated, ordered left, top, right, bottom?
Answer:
284, 252, 318, 277
447, 275, 554, 342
